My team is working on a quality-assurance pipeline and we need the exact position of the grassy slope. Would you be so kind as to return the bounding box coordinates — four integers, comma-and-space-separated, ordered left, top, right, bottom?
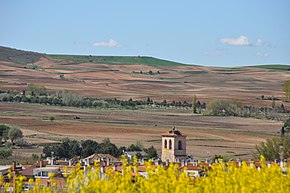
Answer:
0, 46, 43, 64
1, 46, 289, 69
247, 64, 290, 70
48, 54, 190, 66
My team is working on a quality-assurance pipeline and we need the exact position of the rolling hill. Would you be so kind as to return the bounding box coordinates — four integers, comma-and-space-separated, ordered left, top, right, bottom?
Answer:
0, 45, 289, 105
48, 54, 190, 66
246, 64, 290, 71
1, 45, 289, 159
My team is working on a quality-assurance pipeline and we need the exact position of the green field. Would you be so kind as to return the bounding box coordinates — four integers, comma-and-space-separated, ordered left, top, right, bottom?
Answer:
48, 54, 190, 66
247, 64, 290, 70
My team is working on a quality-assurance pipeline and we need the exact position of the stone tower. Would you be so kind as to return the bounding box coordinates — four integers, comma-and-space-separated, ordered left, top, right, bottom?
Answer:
161, 127, 187, 162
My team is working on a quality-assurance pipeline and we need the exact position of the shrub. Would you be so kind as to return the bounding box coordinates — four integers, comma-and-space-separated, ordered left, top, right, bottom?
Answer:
7, 127, 23, 143
0, 147, 12, 158
49, 115, 55, 122
15, 138, 30, 147
253, 136, 290, 161
205, 99, 241, 116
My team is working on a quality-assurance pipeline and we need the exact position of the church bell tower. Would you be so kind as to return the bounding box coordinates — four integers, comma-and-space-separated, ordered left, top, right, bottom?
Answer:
161, 127, 187, 162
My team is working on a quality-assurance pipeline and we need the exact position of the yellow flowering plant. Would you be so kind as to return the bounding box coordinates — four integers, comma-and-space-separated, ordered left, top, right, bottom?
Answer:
0, 156, 289, 193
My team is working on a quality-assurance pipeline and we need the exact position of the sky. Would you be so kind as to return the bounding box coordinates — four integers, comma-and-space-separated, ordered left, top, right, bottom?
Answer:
0, 0, 290, 66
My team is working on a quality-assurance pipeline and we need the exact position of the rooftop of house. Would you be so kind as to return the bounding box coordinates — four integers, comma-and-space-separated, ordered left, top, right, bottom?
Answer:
124, 151, 148, 157
19, 164, 38, 177
81, 153, 120, 162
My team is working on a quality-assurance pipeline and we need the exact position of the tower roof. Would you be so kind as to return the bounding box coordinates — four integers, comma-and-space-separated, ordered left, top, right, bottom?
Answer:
161, 126, 185, 137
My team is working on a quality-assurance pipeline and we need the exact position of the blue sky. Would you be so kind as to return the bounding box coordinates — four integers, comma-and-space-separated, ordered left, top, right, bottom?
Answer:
0, 0, 289, 66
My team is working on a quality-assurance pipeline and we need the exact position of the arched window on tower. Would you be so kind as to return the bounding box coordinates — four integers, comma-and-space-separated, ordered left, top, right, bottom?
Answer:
178, 140, 182, 150
169, 139, 172, 150
164, 140, 167, 149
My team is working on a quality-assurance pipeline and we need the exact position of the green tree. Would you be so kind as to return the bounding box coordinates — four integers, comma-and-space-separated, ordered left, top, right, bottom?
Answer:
0, 147, 12, 159
283, 80, 290, 100
127, 143, 142, 151
81, 139, 99, 158
0, 124, 10, 142
97, 138, 120, 157
62, 91, 83, 107
144, 146, 158, 159
59, 138, 81, 159
7, 128, 23, 143
93, 100, 109, 108
43, 138, 82, 159
43, 145, 56, 158
253, 136, 290, 161
49, 115, 55, 122
205, 99, 241, 116
284, 118, 290, 133
271, 96, 275, 108
192, 95, 197, 114
27, 84, 47, 96
32, 153, 40, 161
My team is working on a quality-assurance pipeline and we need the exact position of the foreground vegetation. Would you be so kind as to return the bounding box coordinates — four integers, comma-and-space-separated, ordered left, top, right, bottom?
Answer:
1, 157, 289, 193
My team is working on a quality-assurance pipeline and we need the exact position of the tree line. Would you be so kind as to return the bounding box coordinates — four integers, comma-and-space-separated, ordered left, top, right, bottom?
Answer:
204, 99, 288, 121
0, 86, 146, 109
43, 138, 157, 160
0, 85, 207, 110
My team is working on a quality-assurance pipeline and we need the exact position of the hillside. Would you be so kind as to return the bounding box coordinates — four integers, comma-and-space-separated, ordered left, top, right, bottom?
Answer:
0, 46, 43, 64
1, 46, 289, 159
49, 54, 189, 66
246, 64, 290, 71
0, 45, 290, 106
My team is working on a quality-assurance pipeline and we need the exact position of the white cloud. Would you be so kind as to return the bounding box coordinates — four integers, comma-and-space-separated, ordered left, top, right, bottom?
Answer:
220, 35, 267, 47
93, 39, 119, 47
256, 52, 269, 57
220, 35, 251, 46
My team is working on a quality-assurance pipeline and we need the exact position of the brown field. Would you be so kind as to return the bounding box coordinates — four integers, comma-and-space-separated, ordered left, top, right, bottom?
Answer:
0, 56, 290, 107
0, 54, 289, 160
0, 102, 283, 160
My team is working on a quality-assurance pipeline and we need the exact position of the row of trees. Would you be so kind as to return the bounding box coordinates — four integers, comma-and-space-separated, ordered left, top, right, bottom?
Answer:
204, 99, 287, 120
43, 138, 157, 160
132, 70, 161, 75
0, 89, 146, 109
0, 87, 208, 110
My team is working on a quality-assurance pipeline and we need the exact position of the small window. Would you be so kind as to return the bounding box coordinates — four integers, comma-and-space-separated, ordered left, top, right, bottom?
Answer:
169, 140, 172, 150
42, 171, 48, 177
178, 140, 182, 150
164, 140, 167, 149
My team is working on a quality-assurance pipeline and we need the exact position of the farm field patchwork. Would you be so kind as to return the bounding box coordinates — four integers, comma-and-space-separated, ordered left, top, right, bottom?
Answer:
0, 102, 282, 160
